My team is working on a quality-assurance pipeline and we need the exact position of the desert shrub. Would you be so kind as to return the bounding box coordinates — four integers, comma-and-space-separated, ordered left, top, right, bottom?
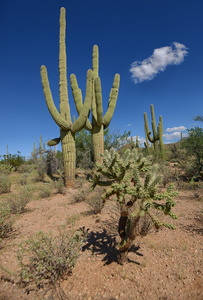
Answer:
19, 173, 29, 185
169, 144, 187, 162
0, 163, 15, 175
18, 229, 85, 290
182, 157, 198, 181
46, 150, 59, 176
183, 127, 203, 174
38, 184, 52, 199
7, 186, 33, 214
73, 184, 90, 203
87, 186, 104, 214
55, 178, 66, 194
17, 163, 34, 174
0, 173, 11, 194
34, 158, 47, 182
0, 153, 25, 170
0, 201, 13, 240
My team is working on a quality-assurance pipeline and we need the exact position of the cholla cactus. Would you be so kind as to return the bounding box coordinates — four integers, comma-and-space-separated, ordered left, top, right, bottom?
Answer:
92, 148, 178, 264
70, 45, 120, 163
41, 8, 92, 186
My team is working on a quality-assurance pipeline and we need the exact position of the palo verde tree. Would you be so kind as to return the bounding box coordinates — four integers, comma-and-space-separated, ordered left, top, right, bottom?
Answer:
70, 45, 120, 163
41, 8, 92, 186
92, 148, 178, 264
183, 127, 203, 176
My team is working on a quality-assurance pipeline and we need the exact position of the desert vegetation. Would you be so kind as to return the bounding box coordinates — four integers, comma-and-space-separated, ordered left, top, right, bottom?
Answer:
0, 6, 202, 300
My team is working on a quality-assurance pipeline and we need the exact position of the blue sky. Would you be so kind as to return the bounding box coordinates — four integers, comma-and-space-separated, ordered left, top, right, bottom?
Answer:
0, 0, 203, 157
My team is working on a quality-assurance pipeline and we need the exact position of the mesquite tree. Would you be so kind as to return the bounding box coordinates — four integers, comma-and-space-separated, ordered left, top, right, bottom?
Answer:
92, 148, 178, 264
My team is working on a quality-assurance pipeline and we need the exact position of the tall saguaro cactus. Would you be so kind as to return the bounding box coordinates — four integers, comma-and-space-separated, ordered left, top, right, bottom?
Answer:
41, 7, 92, 186
144, 104, 164, 156
70, 45, 120, 163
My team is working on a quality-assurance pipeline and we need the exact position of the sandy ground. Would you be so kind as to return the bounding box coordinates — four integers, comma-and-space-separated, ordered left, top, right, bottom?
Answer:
0, 178, 202, 300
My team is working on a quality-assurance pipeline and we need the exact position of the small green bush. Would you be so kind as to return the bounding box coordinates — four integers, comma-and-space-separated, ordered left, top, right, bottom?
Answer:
0, 173, 11, 194
55, 178, 66, 194
18, 229, 85, 289
38, 185, 52, 199
87, 187, 104, 214
19, 173, 28, 185
0, 163, 15, 175
34, 158, 47, 182
7, 186, 33, 214
17, 163, 34, 174
0, 201, 13, 240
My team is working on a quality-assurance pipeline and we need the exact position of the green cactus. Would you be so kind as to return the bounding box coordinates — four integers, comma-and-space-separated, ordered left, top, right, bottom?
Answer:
130, 136, 136, 149
144, 104, 164, 157
158, 115, 164, 157
31, 142, 36, 162
70, 45, 120, 164
92, 148, 177, 264
41, 7, 92, 186
136, 135, 139, 148
144, 123, 150, 152
180, 132, 183, 143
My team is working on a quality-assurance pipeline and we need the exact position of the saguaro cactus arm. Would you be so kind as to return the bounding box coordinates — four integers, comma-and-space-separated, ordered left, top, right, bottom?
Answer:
150, 104, 159, 141
41, 66, 70, 130
144, 110, 159, 143
70, 74, 93, 131
47, 138, 61, 146
102, 73, 120, 129
71, 69, 92, 133
94, 77, 103, 127
144, 112, 154, 143
91, 45, 120, 130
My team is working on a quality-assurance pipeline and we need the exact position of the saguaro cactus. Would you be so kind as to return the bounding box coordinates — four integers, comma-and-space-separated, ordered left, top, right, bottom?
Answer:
144, 104, 164, 156
158, 115, 164, 157
31, 142, 36, 162
144, 123, 150, 152
70, 45, 120, 163
41, 8, 92, 186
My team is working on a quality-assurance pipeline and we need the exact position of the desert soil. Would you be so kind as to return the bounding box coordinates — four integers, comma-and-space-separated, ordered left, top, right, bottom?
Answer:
0, 176, 202, 300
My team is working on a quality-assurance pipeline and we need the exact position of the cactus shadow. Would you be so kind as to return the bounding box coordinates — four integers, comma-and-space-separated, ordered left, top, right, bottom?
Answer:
82, 229, 142, 265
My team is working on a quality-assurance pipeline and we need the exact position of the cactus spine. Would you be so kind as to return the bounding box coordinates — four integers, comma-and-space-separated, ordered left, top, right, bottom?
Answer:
41, 8, 92, 186
71, 45, 120, 164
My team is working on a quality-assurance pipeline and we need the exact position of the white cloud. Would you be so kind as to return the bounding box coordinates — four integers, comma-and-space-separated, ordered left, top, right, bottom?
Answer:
163, 132, 188, 140
130, 42, 188, 83
165, 126, 187, 133
126, 124, 132, 127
